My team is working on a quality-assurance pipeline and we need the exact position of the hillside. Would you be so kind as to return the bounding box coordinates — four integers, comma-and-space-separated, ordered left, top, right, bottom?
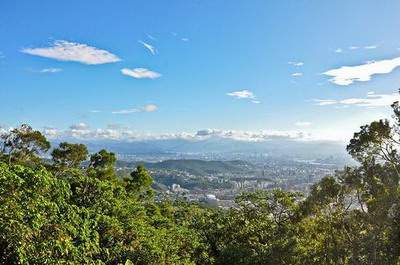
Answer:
118, 159, 259, 176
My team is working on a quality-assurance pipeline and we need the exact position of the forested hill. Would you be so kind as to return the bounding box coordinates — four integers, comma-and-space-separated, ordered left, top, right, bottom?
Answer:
117, 159, 258, 175
2, 101, 400, 264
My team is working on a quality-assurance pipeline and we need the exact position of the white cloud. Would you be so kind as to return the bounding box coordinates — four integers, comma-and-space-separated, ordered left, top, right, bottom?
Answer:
112, 104, 158, 114
295, 121, 312, 127
226, 90, 260, 103
288, 61, 304, 66
292, 72, 303, 77
181, 38, 190, 42
335, 48, 343, 53
138, 40, 156, 55
90, 110, 101, 113
21, 40, 121, 65
70, 122, 89, 130
365, 45, 378, 49
194, 129, 308, 142
111, 109, 140, 114
313, 92, 400, 107
146, 34, 157, 41
227, 90, 255, 99
43, 127, 59, 138
349, 46, 359, 50
323, 56, 400, 85
54, 126, 312, 142
313, 99, 338, 106
121, 68, 161, 79
40, 68, 62, 73
142, 104, 158, 112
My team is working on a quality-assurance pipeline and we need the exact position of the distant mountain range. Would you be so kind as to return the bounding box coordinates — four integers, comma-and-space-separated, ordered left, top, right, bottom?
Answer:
57, 137, 347, 160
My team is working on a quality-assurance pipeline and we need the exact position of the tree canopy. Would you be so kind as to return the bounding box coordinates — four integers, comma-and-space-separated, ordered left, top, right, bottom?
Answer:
2, 101, 400, 264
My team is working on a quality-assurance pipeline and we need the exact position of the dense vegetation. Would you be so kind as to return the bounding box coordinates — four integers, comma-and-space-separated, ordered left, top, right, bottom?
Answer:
117, 159, 257, 176
2, 101, 400, 264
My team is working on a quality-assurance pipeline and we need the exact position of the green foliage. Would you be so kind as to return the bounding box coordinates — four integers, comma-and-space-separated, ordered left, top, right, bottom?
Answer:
4, 101, 400, 265
0, 124, 50, 166
51, 142, 88, 168
88, 149, 118, 181
125, 165, 154, 199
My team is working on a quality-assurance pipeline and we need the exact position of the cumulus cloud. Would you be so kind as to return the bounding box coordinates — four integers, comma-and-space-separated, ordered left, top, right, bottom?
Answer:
313, 92, 400, 107
56, 127, 310, 142
112, 104, 158, 114
349, 46, 359, 50
227, 90, 255, 99
142, 104, 158, 112
323, 57, 400, 85
69, 122, 89, 130
138, 40, 156, 55
226, 90, 260, 103
181, 38, 190, 42
6, 124, 346, 142
295, 121, 312, 127
43, 127, 59, 138
40, 68, 62, 73
193, 129, 313, 141
288, 61, 304, 66
21, 40, 121, 65
335, 48, 343, 53
121, 68, 161, 79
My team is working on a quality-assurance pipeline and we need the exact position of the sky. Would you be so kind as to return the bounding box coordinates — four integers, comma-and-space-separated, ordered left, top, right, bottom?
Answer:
1, 0, 400, 143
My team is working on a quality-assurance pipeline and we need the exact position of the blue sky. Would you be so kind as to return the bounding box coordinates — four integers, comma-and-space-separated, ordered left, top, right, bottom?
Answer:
1, 0, 400, 142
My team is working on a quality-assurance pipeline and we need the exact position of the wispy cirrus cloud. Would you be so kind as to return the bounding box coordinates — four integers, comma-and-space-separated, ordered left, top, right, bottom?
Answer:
292, 72, 303, 77
226, 89, 260, 103
21, 40, 121, 65
112, 104, 158, 114
313, 92, 400, 107
364, 45, 378, 49
146, 34, 157, 41
288, 61, 304, 66
121, 68, 161, 79
295, 121, 312, 127
138, 40, 156, 55
40, 68, 62, 73
323, 56, 400, 85
335, 45, 378, 53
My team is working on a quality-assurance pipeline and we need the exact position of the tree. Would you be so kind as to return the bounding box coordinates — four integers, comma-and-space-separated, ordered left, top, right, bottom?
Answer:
125, 165, 154, 199
51, 142, 88, 168
0, 124, 50, 165
88, 149, 117, 180
126, 165, 153, 192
